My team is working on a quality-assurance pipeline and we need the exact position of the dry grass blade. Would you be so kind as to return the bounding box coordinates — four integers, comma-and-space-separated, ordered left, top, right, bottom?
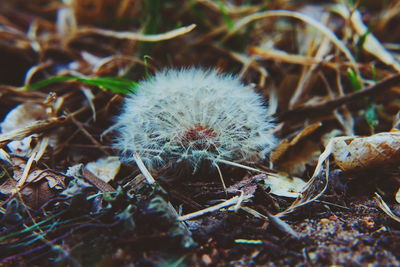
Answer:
276, 140, 333, 217
335, 5, 400, 72
241, 207, 299, 239
0, 116, 67, 148
374, 192, 400, 224
15, 137, 48, 191
213, 158, 265, 173
17, 141, 40, 188
23, 61, 54, 87
133, 152, 156, 184
178, 195, 252, 221
0, 148, 11, 163
0, 85, 47, 98
75, 24, 196, 42
350, 11, 400, 72
212, 44, 268, 87
227, 9, 359, 75
249, 46, 333, 66
213, 162, 227, 192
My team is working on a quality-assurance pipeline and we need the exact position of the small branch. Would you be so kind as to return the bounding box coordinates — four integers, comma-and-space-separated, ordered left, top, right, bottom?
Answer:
83, 168, 116, 193
277, 73, 400, 122
178, 195, 251, 221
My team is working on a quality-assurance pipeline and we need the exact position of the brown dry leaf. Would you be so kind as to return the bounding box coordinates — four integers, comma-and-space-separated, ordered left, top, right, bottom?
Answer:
10, 157, 64, 186
226, 174, 259, 196
0, 156, 66, 209
272, 122, 322, 175
331, 132, 400, 171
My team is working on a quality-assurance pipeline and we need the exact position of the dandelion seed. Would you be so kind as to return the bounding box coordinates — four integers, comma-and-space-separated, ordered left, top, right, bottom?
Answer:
115, 68, 277, 171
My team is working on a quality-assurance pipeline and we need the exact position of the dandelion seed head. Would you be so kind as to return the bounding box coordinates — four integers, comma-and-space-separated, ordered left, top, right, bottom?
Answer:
115, 68, 277, 170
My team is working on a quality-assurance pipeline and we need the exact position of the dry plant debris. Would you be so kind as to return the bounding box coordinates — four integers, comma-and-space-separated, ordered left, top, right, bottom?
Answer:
331, 131, 400, 171
1, 0, 400, 266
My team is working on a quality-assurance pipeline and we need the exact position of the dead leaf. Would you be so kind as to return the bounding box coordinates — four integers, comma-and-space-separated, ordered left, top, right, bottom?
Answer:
226, 174, 259, 196
331, 132, 400, 171
0, 103, 47, 156
85, 156, 121, 183
0, 103, 47, 133
258, 172, 306, 198
272, 122, 322, 175
0, 156, 66, 209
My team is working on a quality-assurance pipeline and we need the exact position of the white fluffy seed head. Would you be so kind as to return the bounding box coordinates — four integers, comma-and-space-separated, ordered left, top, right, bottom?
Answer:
115, 68, 277, 171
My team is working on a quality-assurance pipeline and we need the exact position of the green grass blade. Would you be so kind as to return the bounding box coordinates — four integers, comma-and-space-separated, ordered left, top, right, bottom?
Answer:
0, 210, 66, 243
365, 104, 379, 129
25, 76, 138, 94
218, 0, 234, 29
26, 76, 78, 91
347, 68, 362, 91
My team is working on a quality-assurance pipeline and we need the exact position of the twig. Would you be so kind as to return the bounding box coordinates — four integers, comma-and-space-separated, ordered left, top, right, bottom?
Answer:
70, 116, 111, 156
278, 73, 400, 122
82, 168, 116, 193
241, 206, 299, 239
178, 195, 251, 221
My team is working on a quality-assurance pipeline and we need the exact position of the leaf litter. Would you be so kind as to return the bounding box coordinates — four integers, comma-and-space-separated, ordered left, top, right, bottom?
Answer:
0, 0, 400, 266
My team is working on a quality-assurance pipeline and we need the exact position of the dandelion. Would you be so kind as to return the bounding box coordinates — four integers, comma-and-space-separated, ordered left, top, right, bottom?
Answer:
115, 68, 277, 171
